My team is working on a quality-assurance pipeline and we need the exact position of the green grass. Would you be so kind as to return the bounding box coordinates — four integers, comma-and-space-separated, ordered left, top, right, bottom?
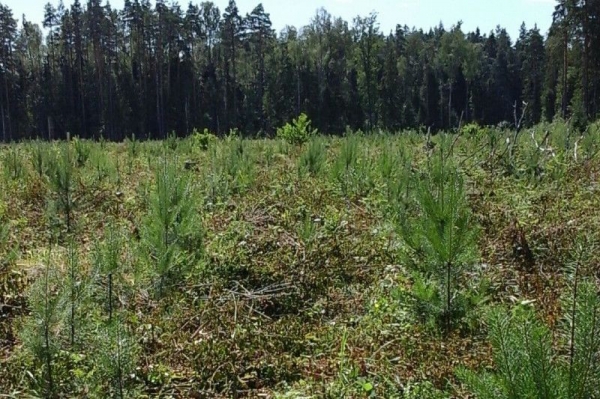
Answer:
1, 121, 600, 398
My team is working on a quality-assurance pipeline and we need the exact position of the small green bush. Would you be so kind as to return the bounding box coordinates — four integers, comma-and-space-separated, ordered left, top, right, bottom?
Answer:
461, 122, 488, 137
192, 128, 217, 151
277, 113, 317, 145
166, 131, 178, 150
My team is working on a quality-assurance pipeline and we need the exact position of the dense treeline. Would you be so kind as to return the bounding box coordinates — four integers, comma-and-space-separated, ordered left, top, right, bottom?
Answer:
0, 0, 598, 140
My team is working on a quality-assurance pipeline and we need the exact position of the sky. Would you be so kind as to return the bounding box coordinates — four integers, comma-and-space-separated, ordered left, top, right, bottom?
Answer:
3, 0, 557, 41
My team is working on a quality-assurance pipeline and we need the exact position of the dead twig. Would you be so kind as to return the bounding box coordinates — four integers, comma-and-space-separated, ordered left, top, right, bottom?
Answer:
224, 281, 296, 301
530, 130, 555, 157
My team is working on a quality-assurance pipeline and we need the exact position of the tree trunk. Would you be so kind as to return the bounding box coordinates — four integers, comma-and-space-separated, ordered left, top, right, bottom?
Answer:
232, 27, 237, 129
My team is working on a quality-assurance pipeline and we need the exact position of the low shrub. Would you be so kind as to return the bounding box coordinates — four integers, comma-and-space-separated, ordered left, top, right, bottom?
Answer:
277, 113, 317, 145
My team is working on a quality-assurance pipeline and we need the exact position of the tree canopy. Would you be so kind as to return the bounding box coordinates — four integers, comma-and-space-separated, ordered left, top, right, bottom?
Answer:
0, 0, 597, 140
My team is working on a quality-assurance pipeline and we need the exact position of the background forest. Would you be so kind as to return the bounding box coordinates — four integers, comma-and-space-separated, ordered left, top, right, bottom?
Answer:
0, 0, 597, 141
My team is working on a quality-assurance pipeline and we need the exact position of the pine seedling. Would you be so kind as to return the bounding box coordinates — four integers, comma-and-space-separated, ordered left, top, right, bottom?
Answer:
141, 159, 201, 298
19, 251, 62, 397
297, 212, 318, 250
225, 138, 244, 182
88, 226, 139, 396
166, 131, 179, 151
71, 137, 91, 168
47, 144, 76, 236
93, 314, 140, 398
457, 305, 561, 399
263, 140, 275, 167
577, 124, 600, 162
2, 147, 25, 181
298, 136, 326, 177
225, 138, 255, 193
561, 237, 600, 399
459, 278, 600, 399
357, 137, 379, 196
378, 144, 412, 212
459, 236, 600, 399
0, 194, 12, 260
63, 242, 83, 348
561, 280, 600, 399
89, 145, 115, 183
398, 142, 479, 333
125, 134, 139, 174
331, 134, 359, 197
0, 222, 7, 257
99, 134, 107, 149
205, 151, 230, 205
93, 225, 125, 321
30, 140, 51, 178
378, 143, 397, 199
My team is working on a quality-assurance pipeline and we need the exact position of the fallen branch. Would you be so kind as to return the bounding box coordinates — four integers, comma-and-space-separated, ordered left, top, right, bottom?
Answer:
224, 281, 297, 301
